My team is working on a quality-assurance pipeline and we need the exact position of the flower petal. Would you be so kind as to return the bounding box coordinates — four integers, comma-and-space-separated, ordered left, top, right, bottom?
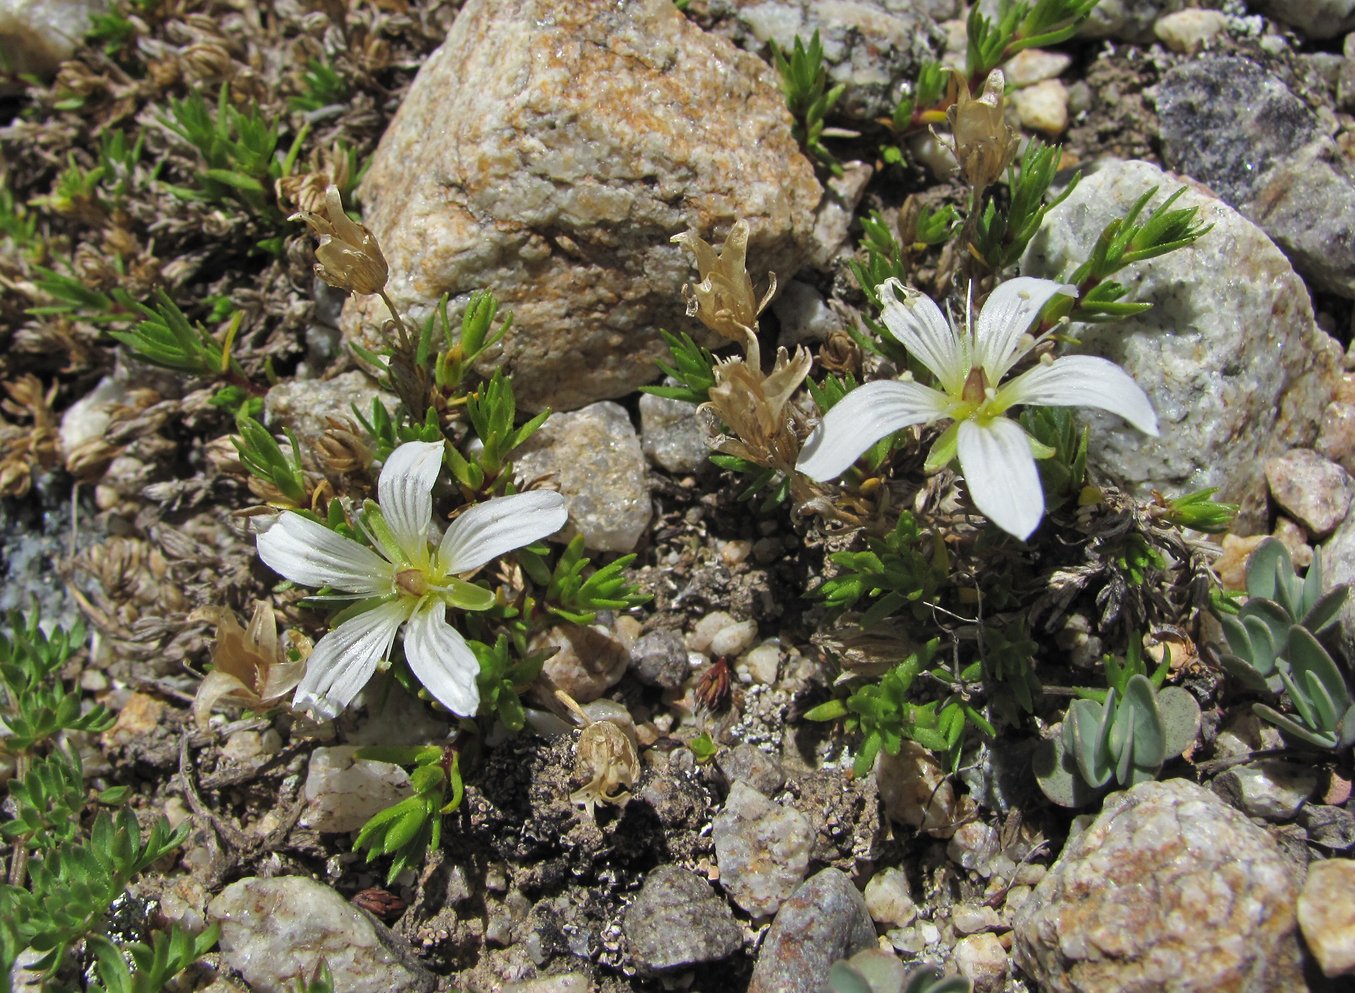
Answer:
974, 277, 1076, 380
957, 417, 1045, 539
257, 512, 393, 594
293, 599, 407, 720
439, 490, 569, 574
998, 355, 1159, 436
378, 440, 444, 562
877, 279, 969, 394
796, 379, 950, 481
403, 600, 481, 716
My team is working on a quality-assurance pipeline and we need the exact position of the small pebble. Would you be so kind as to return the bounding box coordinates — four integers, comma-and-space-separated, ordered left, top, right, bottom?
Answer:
1266, 448, 1352, 539
954, 932, 1010, 993
739, 641, 781, 685
1012, 79, 1068, 135
710, 618, 758, 658
629, 629, 688, 690
688, 611, 735, 654
864, 867, 916, 928
713, 782, 813, 917
952, 903, 1004, 935
1154, 8, 1229, 53
1005, 48, 1071, 85
1298, 859, 1355, 977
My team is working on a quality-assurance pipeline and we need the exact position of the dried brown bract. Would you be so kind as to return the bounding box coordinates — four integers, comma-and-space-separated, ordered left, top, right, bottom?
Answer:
291, 185, 388, 296
703, 345, 812, 478
0, 375, 59, 497
191, 600, 309, 730
943, 69, 1019, 196
672, 219, 776, 348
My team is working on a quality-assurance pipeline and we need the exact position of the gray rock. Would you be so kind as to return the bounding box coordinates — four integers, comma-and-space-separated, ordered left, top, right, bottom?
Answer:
1301, 805, 1355, 851
747, 868, 876, 993
716, 742, 786, 796
1266, 449, 1353, 539
513, 402, 650, 553
209, 876, 436, 993
0, 0, 108, 76
1158, 57, 1320, 206
773, 280, 844, 350
1253, 0, 1355, 40
623, 865, 744, 973
1316, 399, 1355, 475
711, 0, 945, 124
628, 628, 690, 689
954, 932, 1010, 993
638, 392, 708, 475
263, 371, 391, 474
1298, 858, 1355, 977
1013, 779, 1304, 993
863, 866, 916, 928
1022, 159, 1341, 523
344, 0, 821, 413
1212, 759, 1319, 822
534, 622, 630, 704
1245, 139, 1355, 299
713, 781, 813, 917
502, 975, 590, 993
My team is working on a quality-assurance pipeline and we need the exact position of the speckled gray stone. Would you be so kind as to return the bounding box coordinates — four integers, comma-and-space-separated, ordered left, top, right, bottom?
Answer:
747, 868, 876, 993
623, 865, 743, 974
263, 371, 392, 474
1158, 57, 1320, 207
1022, 159, 1341, 524
638, 392, 708, 474
209, 876, 435, 993
300, 746, 412, 834
1013, 779, 1304, 993
513, 402, 650, 553
628, 628, 689, 690
1319, 512, 1355, 663
1245, 139, 1355, 299
344, 0, 820, 413
713, 782, 813, 917
1211, 759, 1319, 822
711, 0, 945, 123
1299, 858, 1355, 976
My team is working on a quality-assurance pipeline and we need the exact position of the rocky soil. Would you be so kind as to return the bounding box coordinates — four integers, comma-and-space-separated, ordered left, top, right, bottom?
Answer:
3, 1, 1355, 992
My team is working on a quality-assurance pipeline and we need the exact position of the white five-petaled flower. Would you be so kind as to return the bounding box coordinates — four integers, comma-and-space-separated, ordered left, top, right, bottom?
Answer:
796, 277, 1159, 539
256, 440, 568, 720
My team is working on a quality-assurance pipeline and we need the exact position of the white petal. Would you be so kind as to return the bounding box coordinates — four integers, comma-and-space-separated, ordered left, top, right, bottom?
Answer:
956, 417, 1045, 539
378, 440, 444, 561
796, 379, 950, 481
998, 355, 1159, 435
403, 601, 481, 716
257, 512, 393, 594
439, 490, 569, 574
293, 599, 407, 719
974, 277, 1076, 380
876, 279, 968, 394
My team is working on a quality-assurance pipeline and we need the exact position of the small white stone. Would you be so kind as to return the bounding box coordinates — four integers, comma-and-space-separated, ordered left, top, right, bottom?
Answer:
710, 618, 758, 658
1006, 48, 1071, 86
1013, 79, 1069, 136
688, 611, 736, 654
1299, 859, 1355, 977
954, 932, 1009, 992
301, 746, 412, 834
739, 642, 781, 685
221, 731, 268, 765
1154, 8, 1229, 53
0, 0, 108, 76
864, 867, 916, 927
952, 903, 1003, 934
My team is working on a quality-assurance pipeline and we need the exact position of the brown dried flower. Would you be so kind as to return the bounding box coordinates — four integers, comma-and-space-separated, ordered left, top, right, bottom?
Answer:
672, 219, 776, 347
571, 719, 640, 818
703, 344, 813, 477
944, 69, 1019, 194
0, 375, 59, 497
291, 185, 388, 296
192, 600, 310, 729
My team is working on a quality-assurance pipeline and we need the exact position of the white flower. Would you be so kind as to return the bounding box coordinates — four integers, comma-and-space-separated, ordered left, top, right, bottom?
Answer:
256, 440, 568, 719
797, 277, 1158, 539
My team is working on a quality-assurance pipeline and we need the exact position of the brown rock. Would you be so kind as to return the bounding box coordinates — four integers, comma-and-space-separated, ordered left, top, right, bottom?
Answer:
1298, 858, 1355, 976
344, 0, 821, 412
1013, 779, 1304, 993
